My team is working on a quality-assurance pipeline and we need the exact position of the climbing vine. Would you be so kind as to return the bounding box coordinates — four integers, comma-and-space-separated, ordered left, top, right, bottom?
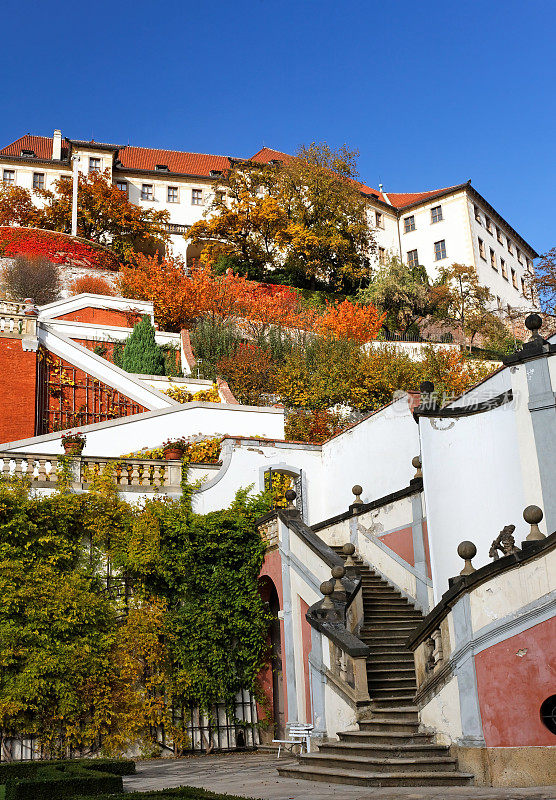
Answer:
0, 472, 272, 756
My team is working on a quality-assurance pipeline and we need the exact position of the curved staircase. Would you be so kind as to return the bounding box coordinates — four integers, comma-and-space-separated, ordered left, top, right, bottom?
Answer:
278, 550, 474, 787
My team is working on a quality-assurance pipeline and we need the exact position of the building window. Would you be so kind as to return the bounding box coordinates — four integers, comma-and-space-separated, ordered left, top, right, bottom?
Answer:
403, 215, 415, 233
527, 257, 533, 271
521, 277, 527, 296
516, 248, 523, 264
89, 157, 101, 173
485, 216, 492, 233
33, 172, 44, 190
407, 249, 419, 268
216, 190, 226, 204
474, 205, 482, 223
167, 186, 178, 203
490, 248, 497, 270
501, 258, 508, 279
378, 247, 386, 265
478, 238, 486, 260
375, 210, 384, 228
141, 184, 153, 201
192, 189, 203, 205
496, 227, 503, 244
2, 169, 15, 185
431, 205, 443, 223
507, 237, 513, 254
511, 268, 518, 289
496, 295, 501, 308
434, 240, 447, 261
116, 180, 127, 193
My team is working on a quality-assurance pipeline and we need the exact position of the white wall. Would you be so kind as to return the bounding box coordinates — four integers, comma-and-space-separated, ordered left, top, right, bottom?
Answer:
2, 404, 285, 458
321, 394, 419, 517
420, 400, 526, 599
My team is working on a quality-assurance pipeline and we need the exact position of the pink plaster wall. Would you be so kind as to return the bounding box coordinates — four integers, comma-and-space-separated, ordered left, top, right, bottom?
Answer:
475, 617, 556, 746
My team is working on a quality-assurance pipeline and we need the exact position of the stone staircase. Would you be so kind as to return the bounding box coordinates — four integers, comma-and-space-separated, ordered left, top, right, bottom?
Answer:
277, 549, 474, 787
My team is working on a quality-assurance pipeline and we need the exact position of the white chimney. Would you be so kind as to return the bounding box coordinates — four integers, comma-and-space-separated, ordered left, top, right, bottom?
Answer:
52, 129, 62, 161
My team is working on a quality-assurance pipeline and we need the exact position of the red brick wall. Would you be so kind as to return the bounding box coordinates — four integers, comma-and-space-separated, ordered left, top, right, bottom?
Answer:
54, 308, 141, 327
0, 338, 37, 443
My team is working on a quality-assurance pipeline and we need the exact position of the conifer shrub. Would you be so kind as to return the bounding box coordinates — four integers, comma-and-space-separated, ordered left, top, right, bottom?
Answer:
121, 315, 165, 375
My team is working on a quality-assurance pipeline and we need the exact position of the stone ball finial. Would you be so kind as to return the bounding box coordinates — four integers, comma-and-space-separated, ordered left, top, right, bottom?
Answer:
420, 380, 435, 394
285, 488, 296, 509
412, 455, 422, 480
457, 540, 477, 575
320, 579, 335, 609
331, 565, 346, 580
342, 542, 357, 571
351, 485, 363, 506
525, 313, 542, 333
331, 564, 346, 594
523, 505, 545, 541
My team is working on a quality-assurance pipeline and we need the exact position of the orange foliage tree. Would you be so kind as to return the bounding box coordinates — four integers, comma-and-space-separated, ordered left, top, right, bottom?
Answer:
217, 344, 279, 406
315, 298, 385, 342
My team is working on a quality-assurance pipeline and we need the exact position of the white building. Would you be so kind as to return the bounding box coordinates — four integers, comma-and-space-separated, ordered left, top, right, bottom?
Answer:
0, 132, 538, 311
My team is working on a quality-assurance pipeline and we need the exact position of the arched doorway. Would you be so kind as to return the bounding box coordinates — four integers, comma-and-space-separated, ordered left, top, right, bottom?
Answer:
258, 576, 285, 741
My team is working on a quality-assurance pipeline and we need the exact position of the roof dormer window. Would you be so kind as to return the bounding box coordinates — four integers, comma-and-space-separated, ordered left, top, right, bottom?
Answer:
155, 164, 169, 172
20, 149, 36, 157
210, 170, 222, 177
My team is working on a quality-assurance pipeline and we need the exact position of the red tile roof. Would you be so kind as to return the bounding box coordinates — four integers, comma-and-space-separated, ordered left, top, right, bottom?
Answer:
0, 135, 459, 209
385, 185, 464, 209
0, 134, 67, 160
118, 146, 230, 176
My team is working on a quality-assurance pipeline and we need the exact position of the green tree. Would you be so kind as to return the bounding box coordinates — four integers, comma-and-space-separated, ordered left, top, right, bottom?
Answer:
122, 315, 165, 375
358, 252, 436, 335
433, 263, 495, 350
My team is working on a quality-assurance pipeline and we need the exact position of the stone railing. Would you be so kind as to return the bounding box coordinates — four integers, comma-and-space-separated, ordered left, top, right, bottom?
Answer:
0, 310, 37, 339
0, 453, 186, 490
308, 559, 371, 709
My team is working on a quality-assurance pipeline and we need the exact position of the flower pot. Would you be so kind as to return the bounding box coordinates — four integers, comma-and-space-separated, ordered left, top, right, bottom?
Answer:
63, 442, 84, 456
163, 448, 184, 460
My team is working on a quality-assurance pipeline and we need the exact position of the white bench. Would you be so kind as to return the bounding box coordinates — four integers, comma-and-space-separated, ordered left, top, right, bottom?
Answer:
273, 722, 313, 758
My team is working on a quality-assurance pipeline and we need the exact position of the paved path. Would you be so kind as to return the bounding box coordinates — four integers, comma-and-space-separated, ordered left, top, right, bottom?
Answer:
124, 752, 556, 799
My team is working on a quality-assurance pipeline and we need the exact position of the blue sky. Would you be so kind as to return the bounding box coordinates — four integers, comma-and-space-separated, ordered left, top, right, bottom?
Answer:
2, 0, 554, 254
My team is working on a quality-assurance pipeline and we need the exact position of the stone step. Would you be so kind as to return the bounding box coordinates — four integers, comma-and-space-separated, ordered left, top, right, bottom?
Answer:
277, 764, 474, 787
369, 689, 417, 701
367, 704, 419, 716
337, 733, 448, 755
367, 657, 415, 667
370, 694, 416, 707
338, 729, 433, 746
352, 718, 419, 733
299, 751, 459, 774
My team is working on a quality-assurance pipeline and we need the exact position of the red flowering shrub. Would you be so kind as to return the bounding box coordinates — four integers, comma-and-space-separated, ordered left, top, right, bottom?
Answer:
0, 227, 120, 272
70, 275, 116, 296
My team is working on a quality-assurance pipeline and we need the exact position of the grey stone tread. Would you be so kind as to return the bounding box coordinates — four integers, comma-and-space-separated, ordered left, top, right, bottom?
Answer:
277, 764, 475, 784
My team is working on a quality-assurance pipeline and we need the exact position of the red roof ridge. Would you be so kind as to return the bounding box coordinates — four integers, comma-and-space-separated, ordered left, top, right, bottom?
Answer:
123, 143, 234, 160
385, 183, 466, 208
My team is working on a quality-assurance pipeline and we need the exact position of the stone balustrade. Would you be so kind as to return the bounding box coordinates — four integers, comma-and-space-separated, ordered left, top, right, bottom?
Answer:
0, 309, 37, 339
0, 452, 186, 490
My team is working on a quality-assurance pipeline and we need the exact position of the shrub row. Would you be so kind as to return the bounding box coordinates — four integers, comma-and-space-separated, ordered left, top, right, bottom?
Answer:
73, 786, 255, 800
0, 758, 135, 783
5, 764, 122, 800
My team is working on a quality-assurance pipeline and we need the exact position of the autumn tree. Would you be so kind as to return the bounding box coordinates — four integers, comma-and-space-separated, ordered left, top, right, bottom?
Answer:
315, 298, 384, 342
0, 183, 43, 227
188, 142, 375, 292
217, 343, 279, 405
433, 263, 495, 349
38, 170, 169, 261
358, 253, 438, 335
529, 247, 555, 313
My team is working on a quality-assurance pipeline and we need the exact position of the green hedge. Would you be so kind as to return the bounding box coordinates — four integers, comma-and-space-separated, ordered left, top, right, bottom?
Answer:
0, 759, 135, 783
74, 787, 257, 800
5, 765, 122, 800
